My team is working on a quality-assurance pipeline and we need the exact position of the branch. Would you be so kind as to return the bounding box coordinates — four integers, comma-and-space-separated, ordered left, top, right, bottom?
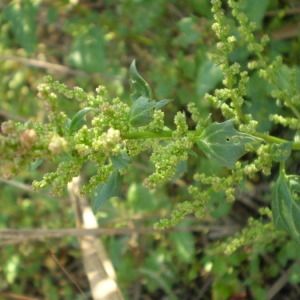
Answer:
68, 176, 124, 300
0, 225, 224, 245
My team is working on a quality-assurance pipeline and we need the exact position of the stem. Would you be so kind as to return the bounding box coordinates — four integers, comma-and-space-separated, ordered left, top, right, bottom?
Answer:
252, 132, 300, 150
122, 130, 172, 140
288, 103, 300, 119
123, 129, 300, 151
279, 161, 285, 174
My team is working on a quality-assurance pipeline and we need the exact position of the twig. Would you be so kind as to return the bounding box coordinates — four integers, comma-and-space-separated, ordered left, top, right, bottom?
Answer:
0, 177, 36, 193
0, 55, 124, 82
0, 55, 88, 76
0, 225, 233, 246
68, 176, 124, 300
48, 246, 86, 297
0, 225, 215, 238
0, 293, 41, 300
267, 261, 300, 300
266, 7, 300, 16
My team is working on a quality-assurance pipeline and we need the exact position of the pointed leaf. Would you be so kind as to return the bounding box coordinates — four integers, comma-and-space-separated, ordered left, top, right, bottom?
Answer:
155, 99, 172, 109
129, 60, 153, 101
129, 96, 156, 127
27, 159, 44, 171
91, 171, 122, 212
272, 170, 300, 243
197, 120, 259, 168
110, 151, 131, 170
69, 107, 95, 134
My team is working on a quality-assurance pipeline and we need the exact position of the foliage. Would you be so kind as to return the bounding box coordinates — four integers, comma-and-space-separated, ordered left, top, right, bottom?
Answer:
0, 0, 300, 299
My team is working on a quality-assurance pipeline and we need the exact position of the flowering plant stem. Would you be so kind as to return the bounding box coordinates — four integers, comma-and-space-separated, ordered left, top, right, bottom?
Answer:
124, 130, 300, 151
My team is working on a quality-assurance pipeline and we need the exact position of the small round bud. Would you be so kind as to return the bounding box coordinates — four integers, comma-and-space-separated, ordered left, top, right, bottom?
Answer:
48, 135, 67, 154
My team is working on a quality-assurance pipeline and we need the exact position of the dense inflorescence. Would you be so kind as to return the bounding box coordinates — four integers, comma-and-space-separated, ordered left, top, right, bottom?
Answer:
0, 0, 299, 246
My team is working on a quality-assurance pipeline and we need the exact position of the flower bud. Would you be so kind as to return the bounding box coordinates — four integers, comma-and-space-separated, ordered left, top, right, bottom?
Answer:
20, 129, 38, 149
48, 135, 67, 154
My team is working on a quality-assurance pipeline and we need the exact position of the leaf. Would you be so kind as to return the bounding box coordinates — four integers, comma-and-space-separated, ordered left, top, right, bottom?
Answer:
129, 96, 156, 127
91, 171, 122, 212
4, 0, 39, 53
67, 26, 105, 72
271, 142, 292, 162
128, 61, 171, 127
129, 60, 153, 101
110, 151, 131, 170
240, 0, 270, 29
68, 107, 95, 134
169, 231, 195, 263
197, 120, 259, 168
272, 169, 300, 243
172, 161, 188, 181
27, 159, 44, 171
245, 72, 279, 131
155, 99, 172, 109
196, 59, 223, 98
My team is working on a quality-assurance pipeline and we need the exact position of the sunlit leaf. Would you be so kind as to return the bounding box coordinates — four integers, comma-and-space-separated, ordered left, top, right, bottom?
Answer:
129, 96, 156, 127
197, 120, 259, 168
129, 61, 171, 127
129, 60, 153, 101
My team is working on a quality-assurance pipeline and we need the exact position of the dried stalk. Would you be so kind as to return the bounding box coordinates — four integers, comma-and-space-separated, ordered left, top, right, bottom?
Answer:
67, 176, 124, 300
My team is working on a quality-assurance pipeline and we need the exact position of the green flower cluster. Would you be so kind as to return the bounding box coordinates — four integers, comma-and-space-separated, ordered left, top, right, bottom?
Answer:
1, 0, 300, 246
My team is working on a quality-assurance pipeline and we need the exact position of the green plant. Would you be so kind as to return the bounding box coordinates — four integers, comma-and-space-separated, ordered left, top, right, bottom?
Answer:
1, 0, 300, 244
1, 0, 300, 298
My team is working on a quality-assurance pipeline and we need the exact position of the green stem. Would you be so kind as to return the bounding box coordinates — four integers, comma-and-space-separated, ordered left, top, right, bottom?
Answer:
288, 103, 300, 119
252, 132, 288, 144
279, 161, 286, 174
123, 129, 300, 151
122, 130, 172, 140
252, 132, 300, 150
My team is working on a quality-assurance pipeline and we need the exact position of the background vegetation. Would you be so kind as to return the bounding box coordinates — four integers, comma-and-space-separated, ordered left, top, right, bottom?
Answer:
0, 0, 300, 299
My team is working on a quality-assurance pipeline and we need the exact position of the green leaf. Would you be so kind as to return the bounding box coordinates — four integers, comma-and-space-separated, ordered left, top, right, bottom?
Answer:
110, 151, 131, 171
129, 96, 156, 127
27, 159, 44, 171
272, 169, 300, 243
4, 0, 39, 53
197, 120, 259, 168
68, 107, 95, 134
67, 26, 105, 72
245, 72, 279, 132
129, 60, 153, 101
129, 97, 172, 127
240, 0, 270, 29
128, 61, 171, 127
155, 99, 172, 109
271, 142, 292, 162
169, 229, 195, 263
91, 171, 122, 212
175, 16, 202, 47
196, 59, 223, 98
172, 161, 188, 181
